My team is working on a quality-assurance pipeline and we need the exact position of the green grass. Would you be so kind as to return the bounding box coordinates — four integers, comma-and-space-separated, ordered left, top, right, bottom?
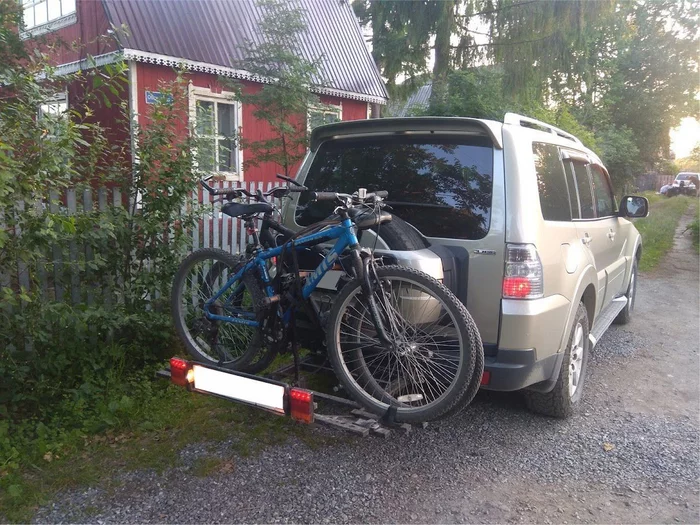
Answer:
0, 378, 323, 523
688, 205, 700, 253
634, 193, 694, 271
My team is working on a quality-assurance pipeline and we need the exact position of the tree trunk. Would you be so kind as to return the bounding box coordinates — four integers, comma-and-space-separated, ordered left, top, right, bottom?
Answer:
431, 0, 454, 107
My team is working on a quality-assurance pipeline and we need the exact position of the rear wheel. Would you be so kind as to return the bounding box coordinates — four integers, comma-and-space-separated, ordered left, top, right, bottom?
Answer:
524, 302, 589, 418
171, 248, 265, 370
614, 259, 637, 325
326, 265, 483, 423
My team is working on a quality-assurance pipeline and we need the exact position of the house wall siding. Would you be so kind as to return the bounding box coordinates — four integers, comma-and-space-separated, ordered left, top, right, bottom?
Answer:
134, 63, 369, 184
36, 0, 118, 66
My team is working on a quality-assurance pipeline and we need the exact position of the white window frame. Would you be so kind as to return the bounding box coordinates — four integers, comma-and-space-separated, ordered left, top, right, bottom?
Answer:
20, 0, 77, 38
308, 102, 342, 132
189, 85, 244, 182
38, 91, 68, 118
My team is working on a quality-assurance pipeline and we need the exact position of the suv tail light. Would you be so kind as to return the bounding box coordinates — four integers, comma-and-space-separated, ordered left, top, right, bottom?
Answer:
503, 244, 543, 299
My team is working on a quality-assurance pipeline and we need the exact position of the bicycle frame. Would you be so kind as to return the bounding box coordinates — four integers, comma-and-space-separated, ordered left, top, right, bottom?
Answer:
203, 217, 359, 327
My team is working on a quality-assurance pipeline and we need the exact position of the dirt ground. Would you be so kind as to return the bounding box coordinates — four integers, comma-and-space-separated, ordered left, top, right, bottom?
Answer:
420, 206, 700, 524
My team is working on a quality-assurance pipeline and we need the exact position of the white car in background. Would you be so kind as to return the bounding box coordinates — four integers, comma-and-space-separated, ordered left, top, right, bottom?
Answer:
672, 172, 698, 192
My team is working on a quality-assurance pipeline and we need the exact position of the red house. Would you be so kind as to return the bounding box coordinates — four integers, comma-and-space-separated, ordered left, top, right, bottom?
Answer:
24, 0, 388, 184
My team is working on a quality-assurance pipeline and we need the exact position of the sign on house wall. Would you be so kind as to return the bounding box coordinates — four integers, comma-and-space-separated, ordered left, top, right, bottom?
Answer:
145, 91, 174, 105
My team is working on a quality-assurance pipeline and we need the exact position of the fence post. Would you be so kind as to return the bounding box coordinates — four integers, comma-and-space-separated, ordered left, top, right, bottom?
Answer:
66, 189, 81, 305
203, 186, 210, 250
112, 189, 124, 304
221, 180, 230, 253
97, 188, 111, 309
49, 190, 64, 303
33, 198, 48, 301
83, 189, 95, 307
192, 188, 200, 251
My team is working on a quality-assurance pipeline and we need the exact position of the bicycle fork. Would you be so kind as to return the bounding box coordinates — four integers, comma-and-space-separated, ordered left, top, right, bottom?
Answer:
354, 250, 395, 350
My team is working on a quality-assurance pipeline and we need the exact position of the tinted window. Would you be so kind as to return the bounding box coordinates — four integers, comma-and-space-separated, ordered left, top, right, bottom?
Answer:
296, 136, 494, 239
533, 143, 571, 221
570, 161, 595, 219
564, 160, 580, 219
590, 165, 616, 217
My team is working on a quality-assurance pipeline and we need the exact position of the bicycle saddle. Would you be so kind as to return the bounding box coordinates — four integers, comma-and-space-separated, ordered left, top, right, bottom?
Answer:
221, 201, 273, 218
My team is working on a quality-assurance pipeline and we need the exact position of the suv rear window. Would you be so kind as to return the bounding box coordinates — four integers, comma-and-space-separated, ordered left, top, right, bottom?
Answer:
296, 136, 494, 239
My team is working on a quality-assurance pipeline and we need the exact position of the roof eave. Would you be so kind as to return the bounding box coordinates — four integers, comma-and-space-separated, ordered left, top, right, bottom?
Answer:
122, 49, 388, 105
49, 49, 388, 105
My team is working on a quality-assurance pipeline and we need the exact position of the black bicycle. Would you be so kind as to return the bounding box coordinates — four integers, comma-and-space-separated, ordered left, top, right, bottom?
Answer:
171, 175, 484, 422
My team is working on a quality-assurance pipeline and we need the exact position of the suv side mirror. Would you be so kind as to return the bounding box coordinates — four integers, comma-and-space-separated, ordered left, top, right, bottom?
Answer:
619, 195, 649, 218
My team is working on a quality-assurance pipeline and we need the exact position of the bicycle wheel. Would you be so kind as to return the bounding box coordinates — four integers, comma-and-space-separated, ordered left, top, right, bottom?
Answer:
326, 265, 483, 423
171, 248, 265, 370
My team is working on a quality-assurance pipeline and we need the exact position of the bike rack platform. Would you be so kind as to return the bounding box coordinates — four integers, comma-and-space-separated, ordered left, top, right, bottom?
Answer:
157, 354, 425, 438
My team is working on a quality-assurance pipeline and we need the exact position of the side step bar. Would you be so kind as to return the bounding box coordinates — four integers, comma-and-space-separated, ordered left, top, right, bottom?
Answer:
589, 297, 627, 347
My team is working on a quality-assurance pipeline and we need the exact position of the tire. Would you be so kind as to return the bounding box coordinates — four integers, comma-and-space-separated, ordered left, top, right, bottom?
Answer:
524, 303, 589, 418
614, 258, 637, 325
369, 215, 430, 250
171, 248, 268, 371
366, 215, 487, 408
326, 265, 483, 423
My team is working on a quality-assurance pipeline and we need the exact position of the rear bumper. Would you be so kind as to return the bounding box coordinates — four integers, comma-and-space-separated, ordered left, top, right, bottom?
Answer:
481, 349, 563, 392
483, 294, 571, 391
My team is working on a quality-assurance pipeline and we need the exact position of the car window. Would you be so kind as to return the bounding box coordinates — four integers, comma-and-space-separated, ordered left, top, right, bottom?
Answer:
569, 161, 595, 219
589, 165, 616, 217
296, 135, 494, 240
533, 142, 572, 221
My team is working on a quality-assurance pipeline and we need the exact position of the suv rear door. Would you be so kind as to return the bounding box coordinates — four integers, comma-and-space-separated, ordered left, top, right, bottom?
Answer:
291, 132, 505, 346
588, 164, 627, 304
564, 153, 623, 311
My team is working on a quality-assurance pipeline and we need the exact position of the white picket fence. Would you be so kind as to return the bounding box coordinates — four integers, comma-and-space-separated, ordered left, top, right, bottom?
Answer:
1, 181, 286, 306
194, 180, 286, 254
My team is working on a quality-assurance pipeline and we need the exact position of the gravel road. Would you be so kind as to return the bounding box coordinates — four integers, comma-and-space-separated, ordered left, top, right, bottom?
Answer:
35, 210, 700, 524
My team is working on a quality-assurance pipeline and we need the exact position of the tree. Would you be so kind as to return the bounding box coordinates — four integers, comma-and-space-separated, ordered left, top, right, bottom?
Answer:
596, 1, 699, 168
353, 1, 443, 99
229, 0, 325, 177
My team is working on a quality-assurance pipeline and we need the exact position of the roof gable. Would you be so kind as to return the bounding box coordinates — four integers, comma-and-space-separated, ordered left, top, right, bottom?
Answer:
103, 0, 388, 104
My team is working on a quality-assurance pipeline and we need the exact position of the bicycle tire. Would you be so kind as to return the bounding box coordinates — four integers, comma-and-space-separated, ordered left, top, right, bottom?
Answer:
326, 265, 483, 423
171, 248, 268, 371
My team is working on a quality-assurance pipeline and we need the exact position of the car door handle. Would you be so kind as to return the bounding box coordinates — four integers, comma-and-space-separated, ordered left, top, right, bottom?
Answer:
607, 231, 616, 241
581, 234, 592, 246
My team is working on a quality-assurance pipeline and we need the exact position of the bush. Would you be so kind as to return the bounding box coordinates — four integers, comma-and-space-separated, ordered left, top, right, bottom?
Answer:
0, 1, 200, 483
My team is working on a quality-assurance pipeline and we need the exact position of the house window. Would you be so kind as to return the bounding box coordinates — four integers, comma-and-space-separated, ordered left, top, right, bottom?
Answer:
308, 105, 341, 131
191, 90, 242, 179
38, 92, 69, 138
39, 92, 68, 118
21, 0, 77, 33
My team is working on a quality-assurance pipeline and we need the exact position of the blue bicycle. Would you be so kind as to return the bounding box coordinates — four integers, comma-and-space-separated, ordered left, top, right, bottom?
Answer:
171, 177, 483, 422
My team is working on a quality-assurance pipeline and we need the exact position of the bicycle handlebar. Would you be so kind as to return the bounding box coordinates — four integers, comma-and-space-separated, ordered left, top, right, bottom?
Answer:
200, 179, 308, 201
311, 189, 388, 204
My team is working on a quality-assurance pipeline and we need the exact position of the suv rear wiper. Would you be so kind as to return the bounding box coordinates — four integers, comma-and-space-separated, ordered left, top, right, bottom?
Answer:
384, 201, 453, 209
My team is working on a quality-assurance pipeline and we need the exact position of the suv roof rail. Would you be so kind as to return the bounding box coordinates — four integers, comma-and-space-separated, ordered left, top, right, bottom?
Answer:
503, 113, 583, 145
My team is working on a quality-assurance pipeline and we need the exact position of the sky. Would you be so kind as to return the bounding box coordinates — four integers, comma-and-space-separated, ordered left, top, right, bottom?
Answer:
670, 117, 700, 159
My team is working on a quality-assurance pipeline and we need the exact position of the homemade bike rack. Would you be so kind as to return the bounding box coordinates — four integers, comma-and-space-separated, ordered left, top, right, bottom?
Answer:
157, 354, 426, 438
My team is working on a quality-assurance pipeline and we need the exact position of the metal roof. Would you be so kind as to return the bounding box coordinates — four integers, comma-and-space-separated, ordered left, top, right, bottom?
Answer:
102, 0, 388, 104
386, 81, 433, 117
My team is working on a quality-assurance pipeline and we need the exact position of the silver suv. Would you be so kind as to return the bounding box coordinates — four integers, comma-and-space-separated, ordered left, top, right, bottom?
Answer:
281, 113, 648, 417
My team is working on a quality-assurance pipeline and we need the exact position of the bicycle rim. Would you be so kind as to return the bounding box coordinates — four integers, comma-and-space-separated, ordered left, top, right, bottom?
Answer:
178, 256, 258, 367
334, 274, 465, 412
